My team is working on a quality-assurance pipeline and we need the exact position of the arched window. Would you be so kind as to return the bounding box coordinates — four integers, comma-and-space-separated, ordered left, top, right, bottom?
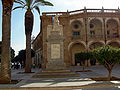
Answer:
89, 19, 102, 38
106, 19, 119, 38
71, 20, 83, 39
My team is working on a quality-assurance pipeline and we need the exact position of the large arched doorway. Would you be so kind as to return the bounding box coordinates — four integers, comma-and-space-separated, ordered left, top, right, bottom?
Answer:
70, 42, 86, 66
108, 41, 120, 48
89, 42, 104, 50
89, 42, 104, 65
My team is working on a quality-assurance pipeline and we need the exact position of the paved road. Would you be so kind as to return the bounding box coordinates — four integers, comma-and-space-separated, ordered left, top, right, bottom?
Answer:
1, 65, 120, 89
70, 65, 120, 78
79, 86, 120, 90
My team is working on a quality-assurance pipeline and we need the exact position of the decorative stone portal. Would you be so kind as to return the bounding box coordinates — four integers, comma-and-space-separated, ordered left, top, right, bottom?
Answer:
46, 15, 66, 70
70, 43, 86, 66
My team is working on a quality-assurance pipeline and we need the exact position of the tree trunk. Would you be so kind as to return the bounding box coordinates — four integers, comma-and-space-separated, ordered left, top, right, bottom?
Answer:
82, 66, 85, 71
106, 64, 114, 80
0, 0, 13, 83
108, 68, 112, 80
25, 32, 32, 73
24, 9, 33, 73
82, 61, 85, 71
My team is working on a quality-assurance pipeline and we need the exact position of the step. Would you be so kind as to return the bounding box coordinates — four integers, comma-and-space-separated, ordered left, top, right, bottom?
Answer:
32, 69, 80, 78
32, 74, 80, 78
42, 69, 71, 73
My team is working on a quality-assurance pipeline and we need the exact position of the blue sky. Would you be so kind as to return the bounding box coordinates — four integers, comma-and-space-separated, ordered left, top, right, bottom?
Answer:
0, 0, 120, 55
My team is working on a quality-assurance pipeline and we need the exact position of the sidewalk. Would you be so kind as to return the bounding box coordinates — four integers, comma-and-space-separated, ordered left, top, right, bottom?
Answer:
0, 65, 120, 89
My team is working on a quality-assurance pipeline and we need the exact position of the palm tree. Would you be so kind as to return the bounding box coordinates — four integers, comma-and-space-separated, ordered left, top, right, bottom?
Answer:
0, 0, 14, 83
14, 0, 53, 73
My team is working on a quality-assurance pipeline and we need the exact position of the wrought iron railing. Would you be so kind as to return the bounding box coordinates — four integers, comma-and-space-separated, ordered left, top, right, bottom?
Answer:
71, 34, 120, 40
106, 35, 119, 39
88, 35, 104, 39
72, 35, 85, 40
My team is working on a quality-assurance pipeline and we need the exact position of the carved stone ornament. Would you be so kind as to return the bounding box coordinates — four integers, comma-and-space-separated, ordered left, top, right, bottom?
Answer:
54, 15, 60, 25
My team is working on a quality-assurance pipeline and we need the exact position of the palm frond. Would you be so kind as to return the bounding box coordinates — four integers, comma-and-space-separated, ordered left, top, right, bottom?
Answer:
12, 6, 25, 10
31, 2, 43, 9
32, 0, 53, 7
14, 0, 26, 5
26, 0, 31, 8
30, 0, 34, 5
31, 0, 38, 7
1, 0, 3, 3
34, 6, 40, 15
25, 0, 28, 3
39, 0, 53, 6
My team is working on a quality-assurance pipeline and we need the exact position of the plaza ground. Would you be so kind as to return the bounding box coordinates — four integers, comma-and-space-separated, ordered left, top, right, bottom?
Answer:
1, 65, 120, 90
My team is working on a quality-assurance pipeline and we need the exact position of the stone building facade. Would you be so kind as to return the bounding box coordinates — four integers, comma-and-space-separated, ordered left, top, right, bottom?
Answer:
32, 8, 120, 69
